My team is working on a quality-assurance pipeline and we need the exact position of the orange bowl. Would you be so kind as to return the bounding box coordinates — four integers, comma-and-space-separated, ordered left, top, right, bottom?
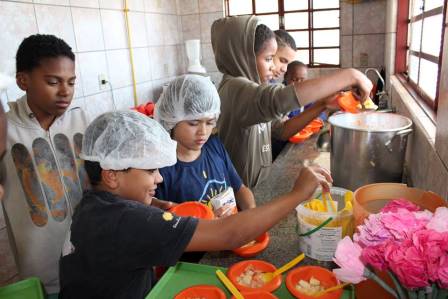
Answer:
174, 285, 226, 299
169, 202, 214, 220
336, 91, 360, 113
289, 128, 313, 143
286, 266, 343, 299
227, 260, 282, 293
306, 118, 324, 133
232, 232, 270, 257
231, 290, 279, 299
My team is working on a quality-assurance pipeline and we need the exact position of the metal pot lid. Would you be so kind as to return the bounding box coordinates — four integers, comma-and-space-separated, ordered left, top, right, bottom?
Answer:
328, 112, 413, 132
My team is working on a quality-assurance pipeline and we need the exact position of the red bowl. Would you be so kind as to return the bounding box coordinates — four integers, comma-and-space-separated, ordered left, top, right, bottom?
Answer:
231, 290, 279, 299
289, 128, 313, 143
336, 91, 360, 114
169, 202, 214, 220
306, 118, 324, 133
227, 260, 282, 293
286, 266, 343, 299
174, 285, 226, 299
232, 232, 270, 258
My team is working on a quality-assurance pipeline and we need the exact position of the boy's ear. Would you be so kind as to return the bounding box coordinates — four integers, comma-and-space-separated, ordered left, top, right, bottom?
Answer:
16, 72, 28, 91
101, 169, 119, 189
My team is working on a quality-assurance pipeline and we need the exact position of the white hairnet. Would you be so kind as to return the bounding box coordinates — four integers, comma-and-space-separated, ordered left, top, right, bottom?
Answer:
154, 74, 221, 130
80, 110, 177, 170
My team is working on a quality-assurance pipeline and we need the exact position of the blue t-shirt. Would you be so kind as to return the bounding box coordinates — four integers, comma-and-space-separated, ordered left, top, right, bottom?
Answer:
156, 136, 243, 207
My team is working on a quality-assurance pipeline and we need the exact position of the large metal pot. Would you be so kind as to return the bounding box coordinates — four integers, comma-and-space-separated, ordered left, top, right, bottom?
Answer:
328, 112, 413, 191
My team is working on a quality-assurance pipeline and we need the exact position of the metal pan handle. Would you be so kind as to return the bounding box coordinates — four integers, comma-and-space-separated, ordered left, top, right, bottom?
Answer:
384, 128, 413, 152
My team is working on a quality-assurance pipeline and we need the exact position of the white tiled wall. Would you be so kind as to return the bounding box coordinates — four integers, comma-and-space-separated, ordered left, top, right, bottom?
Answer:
0, 0, 188, 286
0, 0, 186, 118
177, 0, 224, 85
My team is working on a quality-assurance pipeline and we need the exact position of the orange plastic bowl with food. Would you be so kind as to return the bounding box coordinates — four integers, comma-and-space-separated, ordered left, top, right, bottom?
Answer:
286, 266, 343, 299
231, 290, 279, 299
307, 118, 324, 133
174, 285, 226, 299
232, 232, 270, 258
227, 260, 282, 293
169, 202, 214, 220
337, 91, 360, 114
289, 128, 313, 143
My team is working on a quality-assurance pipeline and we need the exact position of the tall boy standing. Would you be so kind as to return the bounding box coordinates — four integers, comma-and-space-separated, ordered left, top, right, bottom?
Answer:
1, 34, 90, 294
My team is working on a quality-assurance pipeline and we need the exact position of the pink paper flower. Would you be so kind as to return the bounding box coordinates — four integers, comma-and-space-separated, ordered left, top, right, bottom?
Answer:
354, 213, 393, 247
412, 229, 448, 281
426, 207, 448, 233
333, 236, 366, 284
438, 255, 448, 289
385, 239, 430, 289
381, 198, 421, 213
361, 242, 388, 271
381, 209, 430, 241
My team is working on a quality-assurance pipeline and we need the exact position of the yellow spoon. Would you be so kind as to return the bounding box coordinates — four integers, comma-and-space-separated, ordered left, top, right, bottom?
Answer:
262, 252, 305, 283
314, 282, 350, 297
216, 269, 244, 299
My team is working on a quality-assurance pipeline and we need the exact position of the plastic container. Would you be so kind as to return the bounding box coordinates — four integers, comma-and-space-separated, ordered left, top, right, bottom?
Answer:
353, 183, 447, 226
174, 285, 226, 299
0, 277, 45, 299
231, 290, 279, 299
227, 260, 282, 293
169, 202, 214, 220
286, 266, 343, 299
336, 91, 360, 113
289, 128, 313, 143
232, 232, 270, 258
296, 187, 354, 263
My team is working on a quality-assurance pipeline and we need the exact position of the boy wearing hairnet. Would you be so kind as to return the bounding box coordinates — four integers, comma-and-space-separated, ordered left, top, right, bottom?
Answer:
154, 75, 255, 217
58, 110, 333, 298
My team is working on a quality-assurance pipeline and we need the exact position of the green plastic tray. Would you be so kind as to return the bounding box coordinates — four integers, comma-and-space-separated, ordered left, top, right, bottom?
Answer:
147, 262, 354, 299
0, 277, 45, 299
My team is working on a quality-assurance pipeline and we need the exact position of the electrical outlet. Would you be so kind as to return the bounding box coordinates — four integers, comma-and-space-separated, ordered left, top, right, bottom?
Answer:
98, 74, 108, 90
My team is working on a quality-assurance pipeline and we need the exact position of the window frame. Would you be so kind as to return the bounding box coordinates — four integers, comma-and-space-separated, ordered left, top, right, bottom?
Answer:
395, 0, 447, 115
224, 0, 341, 68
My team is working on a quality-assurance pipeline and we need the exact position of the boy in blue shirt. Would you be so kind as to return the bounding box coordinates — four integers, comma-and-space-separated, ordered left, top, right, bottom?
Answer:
155, 75, 255, 217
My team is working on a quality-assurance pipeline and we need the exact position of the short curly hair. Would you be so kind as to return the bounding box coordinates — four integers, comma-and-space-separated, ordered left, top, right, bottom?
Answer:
254, 24, 275, 54
16, 34, 75, 72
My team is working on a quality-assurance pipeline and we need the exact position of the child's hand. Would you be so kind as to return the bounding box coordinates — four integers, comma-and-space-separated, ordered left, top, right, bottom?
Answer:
292, 166, 333, 197
352, 70, 373, 103
214, 204, 234, 218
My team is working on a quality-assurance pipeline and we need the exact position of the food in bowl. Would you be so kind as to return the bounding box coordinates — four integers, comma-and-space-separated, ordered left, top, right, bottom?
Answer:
295, 277, 325, 295
236, 264, 266, 288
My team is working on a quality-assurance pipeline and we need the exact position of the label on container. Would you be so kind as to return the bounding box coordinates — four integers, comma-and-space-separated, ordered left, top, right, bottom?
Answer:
298, 217, 342, 262
210, 187, 237, 217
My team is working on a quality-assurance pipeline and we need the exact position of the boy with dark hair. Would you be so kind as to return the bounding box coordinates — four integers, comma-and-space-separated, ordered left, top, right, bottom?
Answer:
59, 110, 332, 298
272, 29, 297, 81
212, 16, 372, 188
1, 34, 90, 295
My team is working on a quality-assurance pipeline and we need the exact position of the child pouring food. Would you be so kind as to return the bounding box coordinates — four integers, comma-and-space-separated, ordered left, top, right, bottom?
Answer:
59, 110, 333, 299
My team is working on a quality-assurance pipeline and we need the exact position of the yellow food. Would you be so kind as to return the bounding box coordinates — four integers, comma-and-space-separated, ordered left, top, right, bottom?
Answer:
236, 265, 265, 288
356, 97, 378, 110
295, 277, 325, 295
